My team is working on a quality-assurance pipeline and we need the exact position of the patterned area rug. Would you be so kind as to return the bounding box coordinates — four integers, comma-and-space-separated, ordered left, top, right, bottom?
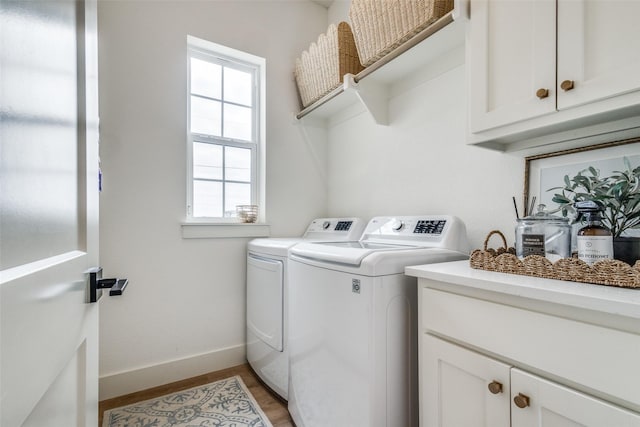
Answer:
102, 375, 274, 427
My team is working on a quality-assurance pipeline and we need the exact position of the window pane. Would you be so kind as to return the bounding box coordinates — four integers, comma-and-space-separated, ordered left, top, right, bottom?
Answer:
193, 142, 222, 180
223, 103, 252, 141
224, 67, 252, 106
225, 146, 251, 182
190, 57, 221, 99
225, 182, 251, 217
193, 180, 222, 217
191, 96, 221, 136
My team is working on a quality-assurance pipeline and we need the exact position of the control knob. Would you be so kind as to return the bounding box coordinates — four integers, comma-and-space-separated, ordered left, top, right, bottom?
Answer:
322, 221, 331, 230
391, 220, 404, 231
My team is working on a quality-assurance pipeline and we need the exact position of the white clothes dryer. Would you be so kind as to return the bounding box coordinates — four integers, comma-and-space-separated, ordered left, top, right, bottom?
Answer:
246, 218, 365, 400
287, 216, 469, 427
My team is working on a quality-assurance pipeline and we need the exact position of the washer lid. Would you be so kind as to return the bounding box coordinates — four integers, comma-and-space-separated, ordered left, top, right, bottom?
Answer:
290, 241, 418, 266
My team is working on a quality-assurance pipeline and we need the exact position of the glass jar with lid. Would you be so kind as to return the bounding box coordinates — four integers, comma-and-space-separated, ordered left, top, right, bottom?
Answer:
515, 204, 572, 262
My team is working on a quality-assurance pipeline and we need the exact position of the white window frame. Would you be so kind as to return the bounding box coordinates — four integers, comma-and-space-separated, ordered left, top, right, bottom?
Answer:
185, 35, 266, 224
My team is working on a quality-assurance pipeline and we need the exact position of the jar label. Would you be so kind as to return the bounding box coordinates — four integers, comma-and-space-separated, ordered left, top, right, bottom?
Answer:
577, 236, 614, 265
522, 234, 545, 257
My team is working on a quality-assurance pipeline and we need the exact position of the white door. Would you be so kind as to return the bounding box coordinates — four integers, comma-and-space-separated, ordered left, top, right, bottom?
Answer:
246, 255, 283, 351
0, 0, 100, 425
557, 0, 640, 110
511, 368, 640, 427
468, 0, 556, 133
421, 334, 511, 427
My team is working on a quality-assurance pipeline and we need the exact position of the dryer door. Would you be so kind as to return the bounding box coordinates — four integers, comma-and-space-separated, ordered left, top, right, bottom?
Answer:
247, 254, 284, 351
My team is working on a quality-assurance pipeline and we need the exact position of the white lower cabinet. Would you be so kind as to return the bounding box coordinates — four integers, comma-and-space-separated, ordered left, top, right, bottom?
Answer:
422, 334, 510, 427
413, 274, 640, 427
422, 335, 640, 427
512, 368, 640, 427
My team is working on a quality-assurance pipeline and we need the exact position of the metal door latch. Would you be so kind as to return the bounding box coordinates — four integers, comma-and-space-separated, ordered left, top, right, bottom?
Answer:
88, 267, 128, 303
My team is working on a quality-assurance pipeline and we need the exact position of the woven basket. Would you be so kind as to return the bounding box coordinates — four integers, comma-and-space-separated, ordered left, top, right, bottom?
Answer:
294, 22, 364, 108
470, 230, 640, 288
349, 0, 454, 67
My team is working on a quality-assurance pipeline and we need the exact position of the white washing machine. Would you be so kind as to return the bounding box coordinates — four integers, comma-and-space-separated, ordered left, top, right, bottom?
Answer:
287, 215, 469, 427
246, 217, 365, 400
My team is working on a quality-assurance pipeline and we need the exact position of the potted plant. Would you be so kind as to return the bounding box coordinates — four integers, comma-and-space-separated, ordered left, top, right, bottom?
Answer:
548, 157, 640, 265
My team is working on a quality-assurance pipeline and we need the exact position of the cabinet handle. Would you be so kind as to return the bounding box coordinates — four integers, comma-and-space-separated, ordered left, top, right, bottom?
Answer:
513, 393, 530, 408
488, 381, 503, 394
536, 88, 549, 99
560, 80, 575, 91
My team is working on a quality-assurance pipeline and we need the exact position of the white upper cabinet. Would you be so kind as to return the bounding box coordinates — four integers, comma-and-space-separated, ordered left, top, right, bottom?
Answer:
468, 0, 556, 133
557, 0, 640, 110
468, 0, 640, 153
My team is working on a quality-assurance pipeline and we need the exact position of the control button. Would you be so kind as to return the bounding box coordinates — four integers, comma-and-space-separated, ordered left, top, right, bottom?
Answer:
322, 221, 331, 230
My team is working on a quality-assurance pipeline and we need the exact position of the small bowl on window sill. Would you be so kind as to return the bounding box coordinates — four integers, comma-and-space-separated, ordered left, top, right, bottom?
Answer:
236, 205, 258, 223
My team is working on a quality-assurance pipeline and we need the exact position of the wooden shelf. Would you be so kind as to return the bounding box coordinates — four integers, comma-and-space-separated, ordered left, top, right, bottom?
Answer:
295, 3, 468, 125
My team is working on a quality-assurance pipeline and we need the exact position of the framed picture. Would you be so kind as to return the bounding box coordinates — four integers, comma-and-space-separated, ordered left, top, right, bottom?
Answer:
524, 137, 640, 233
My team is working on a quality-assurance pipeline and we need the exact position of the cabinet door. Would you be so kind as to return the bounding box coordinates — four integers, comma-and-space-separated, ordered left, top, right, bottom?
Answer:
422, 335, 510, 427
557, 0, 640, 110
511, 368, 640, 427
468, 0, 556, 133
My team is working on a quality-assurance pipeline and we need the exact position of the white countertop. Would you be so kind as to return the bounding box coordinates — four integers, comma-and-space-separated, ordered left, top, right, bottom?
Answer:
406, 260, 640, 321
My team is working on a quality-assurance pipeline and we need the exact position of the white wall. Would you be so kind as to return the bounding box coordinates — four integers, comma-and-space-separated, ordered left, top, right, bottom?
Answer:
322, 0, 530, 247
325, 63, 525, 249
98, 0, 527, 400
97, 0, 328, 399
328, 0, 350, 25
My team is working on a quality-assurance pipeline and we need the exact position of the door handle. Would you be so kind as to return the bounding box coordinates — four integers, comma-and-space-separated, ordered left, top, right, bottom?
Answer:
88, 267, 128, 303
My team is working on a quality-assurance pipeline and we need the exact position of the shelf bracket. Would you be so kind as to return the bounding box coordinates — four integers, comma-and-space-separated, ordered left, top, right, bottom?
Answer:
344, 74, 389, 126
452, 0, 470, 21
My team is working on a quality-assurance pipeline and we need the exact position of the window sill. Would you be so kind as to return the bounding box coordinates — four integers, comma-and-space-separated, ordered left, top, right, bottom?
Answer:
181, 222, 271, 239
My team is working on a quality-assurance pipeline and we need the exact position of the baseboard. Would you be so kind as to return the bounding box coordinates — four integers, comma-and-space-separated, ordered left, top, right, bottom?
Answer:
99, 344, 246, 400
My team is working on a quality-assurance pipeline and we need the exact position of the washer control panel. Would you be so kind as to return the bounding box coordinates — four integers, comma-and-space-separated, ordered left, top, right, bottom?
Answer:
361, 216, 468, 252
413, 220, 447, 234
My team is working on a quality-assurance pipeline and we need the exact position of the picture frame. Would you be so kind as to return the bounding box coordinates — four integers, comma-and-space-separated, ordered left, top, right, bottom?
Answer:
524, 136, 640, 220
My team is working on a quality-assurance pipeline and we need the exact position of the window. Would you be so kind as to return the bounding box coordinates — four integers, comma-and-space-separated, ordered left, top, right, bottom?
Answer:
187, 36, 265, 221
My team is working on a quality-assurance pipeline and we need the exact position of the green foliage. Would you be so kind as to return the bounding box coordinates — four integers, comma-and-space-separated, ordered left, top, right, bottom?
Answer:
548, 157, 640, 237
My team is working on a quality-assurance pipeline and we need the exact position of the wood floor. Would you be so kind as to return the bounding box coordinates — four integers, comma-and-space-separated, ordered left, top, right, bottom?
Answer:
99, 363, 293, 426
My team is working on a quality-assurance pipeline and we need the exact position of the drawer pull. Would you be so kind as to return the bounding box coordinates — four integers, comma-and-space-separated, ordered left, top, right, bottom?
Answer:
514, 393, 530, 408
560, 80, 575, 91
488, 381, 503, 394
536, 88, 549, 99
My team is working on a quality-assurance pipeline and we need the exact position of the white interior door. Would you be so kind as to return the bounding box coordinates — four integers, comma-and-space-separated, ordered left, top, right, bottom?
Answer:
0, 0, 100, 425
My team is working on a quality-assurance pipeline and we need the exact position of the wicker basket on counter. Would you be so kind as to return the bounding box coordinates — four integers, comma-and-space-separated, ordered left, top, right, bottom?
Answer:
348, 0, 454, 67
470, 230, 640, 289
294, 22, 364, 108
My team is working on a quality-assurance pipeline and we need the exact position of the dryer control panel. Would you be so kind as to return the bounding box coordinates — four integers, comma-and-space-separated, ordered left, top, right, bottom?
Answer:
303, 218, 366, 240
